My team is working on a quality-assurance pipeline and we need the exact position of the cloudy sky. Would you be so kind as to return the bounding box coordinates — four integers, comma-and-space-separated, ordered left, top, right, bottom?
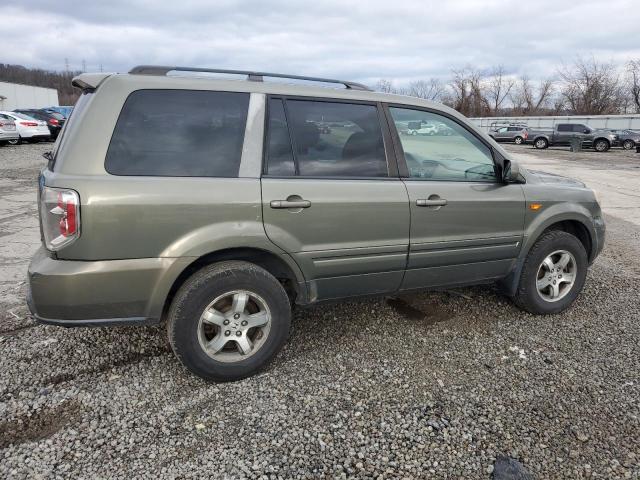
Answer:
1, 0, 639, 86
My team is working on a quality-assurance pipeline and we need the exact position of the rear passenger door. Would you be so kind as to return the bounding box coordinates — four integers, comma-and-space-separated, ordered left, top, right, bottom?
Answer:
261, 97, 410, 301
554, 124, 574, 145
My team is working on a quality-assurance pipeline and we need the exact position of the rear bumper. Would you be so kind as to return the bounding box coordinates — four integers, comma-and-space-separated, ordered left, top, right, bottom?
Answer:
27, 247, 192, 327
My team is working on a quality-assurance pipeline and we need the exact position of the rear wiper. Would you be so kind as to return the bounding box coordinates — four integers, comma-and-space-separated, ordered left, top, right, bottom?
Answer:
42, 151, 53, 162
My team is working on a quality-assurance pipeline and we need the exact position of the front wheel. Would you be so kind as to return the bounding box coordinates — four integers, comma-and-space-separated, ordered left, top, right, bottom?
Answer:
514, 136, 524, 145
7, 137, 20, 145
513, 230, 588, 314
622, 139, 635, 150
167, 261, 291, 381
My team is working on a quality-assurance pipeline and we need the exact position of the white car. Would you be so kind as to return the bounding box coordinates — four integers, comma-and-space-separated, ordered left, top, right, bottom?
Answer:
0, 111, 50, 144
407, 123, 437, 136
0, 114, 19, 145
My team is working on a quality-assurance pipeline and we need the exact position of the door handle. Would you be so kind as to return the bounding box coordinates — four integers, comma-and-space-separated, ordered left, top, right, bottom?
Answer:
270, 199, 311, 209
416, 198, 447, 207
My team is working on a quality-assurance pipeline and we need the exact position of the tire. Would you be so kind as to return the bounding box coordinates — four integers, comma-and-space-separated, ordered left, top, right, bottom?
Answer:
622, 139, 635, 150
513, 230, 588, 315
7, 137, 20, 145
167, 260, 291, 381
534, 138, 548, 149
514, 136, 524, 145
593, 139, 609, 152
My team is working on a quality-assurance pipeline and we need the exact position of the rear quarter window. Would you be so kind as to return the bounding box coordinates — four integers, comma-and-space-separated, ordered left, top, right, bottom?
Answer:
105, 89, 249, 177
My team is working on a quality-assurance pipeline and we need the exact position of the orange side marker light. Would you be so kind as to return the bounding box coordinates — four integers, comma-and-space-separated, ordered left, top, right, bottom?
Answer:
529, 203, 543, 211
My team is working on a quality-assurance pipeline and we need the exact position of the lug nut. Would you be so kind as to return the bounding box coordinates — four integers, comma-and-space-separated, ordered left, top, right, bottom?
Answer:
234, 313, 240, 319
223, 319, 230, 325
224, 330, 231, 336
241, 320, 248, 326
236, 331, 242, 337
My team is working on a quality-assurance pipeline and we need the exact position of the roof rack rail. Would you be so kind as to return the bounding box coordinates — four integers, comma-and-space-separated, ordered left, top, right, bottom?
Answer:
128, 65, 372, 91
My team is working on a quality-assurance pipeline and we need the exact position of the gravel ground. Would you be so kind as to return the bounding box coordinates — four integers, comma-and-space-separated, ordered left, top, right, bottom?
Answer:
1, 143, 639, 479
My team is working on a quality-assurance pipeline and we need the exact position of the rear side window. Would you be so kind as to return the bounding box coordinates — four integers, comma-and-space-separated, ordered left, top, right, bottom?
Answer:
557, 124, 571, 132
105, 90, 249, 177
266, 99, 387, 178
573, 124, 587, 132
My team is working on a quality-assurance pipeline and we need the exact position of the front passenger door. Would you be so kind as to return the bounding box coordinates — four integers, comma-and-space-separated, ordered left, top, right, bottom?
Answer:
386, 106, 526, 290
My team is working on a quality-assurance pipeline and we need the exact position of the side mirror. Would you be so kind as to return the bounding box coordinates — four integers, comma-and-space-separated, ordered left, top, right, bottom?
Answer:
502, 159, 524, 184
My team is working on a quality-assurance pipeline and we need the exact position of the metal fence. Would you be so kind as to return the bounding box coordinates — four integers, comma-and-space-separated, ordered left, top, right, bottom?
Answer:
470, 114, 640, 132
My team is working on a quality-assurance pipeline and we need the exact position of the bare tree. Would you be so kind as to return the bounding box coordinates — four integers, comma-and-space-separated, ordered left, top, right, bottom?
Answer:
407, 79, 445, 101
484, 66, 515, 115
447, 67, 489, 117
626, 60, 640, 113
375, 79, 396, 94
558, 56, 623, 115
510, 75, 554, 115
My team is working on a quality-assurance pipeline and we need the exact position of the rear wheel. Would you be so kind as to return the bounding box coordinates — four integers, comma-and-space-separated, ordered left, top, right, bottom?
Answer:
167, 261, 291, 381
7, 137, 20, 145
514, 136, 524, 145
622, 139, 635, 150
534, 138, 548, 149
593, 139, 609, 152
513, 230, 588, 314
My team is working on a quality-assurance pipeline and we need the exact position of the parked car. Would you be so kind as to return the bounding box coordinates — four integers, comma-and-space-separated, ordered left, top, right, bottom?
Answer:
0, 111, 50, 144
407, 121, 437, 135
529, 123, 617, 152
489, 125, 529, 144
27, 66, 605, 381
14, 109, 66, 139
609, 129, 640, 150
46, 106, 74, 119
0, 114, 19, 145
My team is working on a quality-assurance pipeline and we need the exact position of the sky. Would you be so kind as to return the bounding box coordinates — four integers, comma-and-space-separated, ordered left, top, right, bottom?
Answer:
1, 0, 639, 86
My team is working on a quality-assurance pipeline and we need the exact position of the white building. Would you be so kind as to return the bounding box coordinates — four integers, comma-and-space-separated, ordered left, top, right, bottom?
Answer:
0, 81, 59, 110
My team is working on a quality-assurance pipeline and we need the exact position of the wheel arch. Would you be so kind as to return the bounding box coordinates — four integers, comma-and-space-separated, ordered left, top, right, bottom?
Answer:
498, 213, 596, 297
592, 137, 610, 150
158, 247, 308, 322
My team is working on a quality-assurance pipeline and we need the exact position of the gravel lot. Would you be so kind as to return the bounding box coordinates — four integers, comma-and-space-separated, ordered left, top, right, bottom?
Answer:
1, 142, 639, 479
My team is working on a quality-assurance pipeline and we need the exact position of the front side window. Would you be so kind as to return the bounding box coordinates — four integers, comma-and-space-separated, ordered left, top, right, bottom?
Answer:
557, 124, 571, 132
389, 107, 496, 182
284, 100, 387, 177
105, 89, 249, 177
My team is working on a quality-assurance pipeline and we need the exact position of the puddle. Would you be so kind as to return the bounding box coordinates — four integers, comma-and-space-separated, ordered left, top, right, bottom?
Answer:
386, 297, 452, 326
0, 400, 81, 449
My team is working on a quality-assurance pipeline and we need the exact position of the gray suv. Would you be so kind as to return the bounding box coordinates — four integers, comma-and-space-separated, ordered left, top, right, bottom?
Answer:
28, 66, 606, 381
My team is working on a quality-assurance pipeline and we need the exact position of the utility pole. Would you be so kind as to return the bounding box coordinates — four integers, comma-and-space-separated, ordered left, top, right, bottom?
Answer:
99, 63, 103, 73
82, 59, 86, 72
64, 58, 69, 73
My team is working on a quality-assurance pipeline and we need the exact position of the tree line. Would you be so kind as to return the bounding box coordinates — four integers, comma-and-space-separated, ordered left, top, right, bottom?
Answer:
377, 56, 640, 117
2, 56, 640, 116
0, 64, 82, 106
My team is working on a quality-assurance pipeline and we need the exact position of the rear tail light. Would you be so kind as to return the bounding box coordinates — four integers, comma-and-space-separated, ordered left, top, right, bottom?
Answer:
40, 186, 80, 250
524, 131, 528, 139
48, 119, 59, 126
20, 121, 39, 127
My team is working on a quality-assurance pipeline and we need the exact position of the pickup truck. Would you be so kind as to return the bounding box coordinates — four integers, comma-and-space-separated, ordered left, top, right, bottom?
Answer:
529, 123, 618, 152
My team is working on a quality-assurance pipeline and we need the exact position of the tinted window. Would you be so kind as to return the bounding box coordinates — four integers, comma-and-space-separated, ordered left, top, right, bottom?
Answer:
390, 107, 496, 182
105, 90, 249, 177
557, 124, 571, 132
573, 124, 587, 132
285, 100, 387, 177
266, 99, 295, 175
507, 127, 519, 131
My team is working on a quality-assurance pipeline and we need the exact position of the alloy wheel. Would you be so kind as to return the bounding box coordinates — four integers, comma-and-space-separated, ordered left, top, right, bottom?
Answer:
197, 290, 272, 363
535, 250, 577, 302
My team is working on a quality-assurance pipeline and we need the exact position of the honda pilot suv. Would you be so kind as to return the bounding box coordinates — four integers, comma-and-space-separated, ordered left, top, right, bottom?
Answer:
28, 66, 606, 381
